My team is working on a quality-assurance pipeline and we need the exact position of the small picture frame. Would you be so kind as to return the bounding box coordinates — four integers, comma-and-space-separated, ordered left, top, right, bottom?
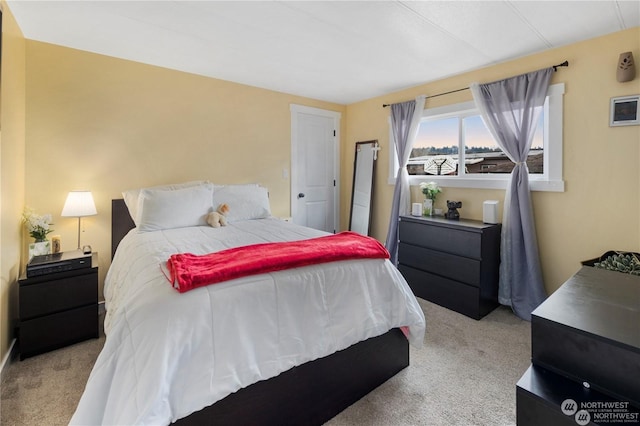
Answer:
610, 95, 639, 127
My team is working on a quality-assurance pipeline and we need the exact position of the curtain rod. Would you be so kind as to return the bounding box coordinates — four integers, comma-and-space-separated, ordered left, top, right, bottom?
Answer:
382, 60, 569, 107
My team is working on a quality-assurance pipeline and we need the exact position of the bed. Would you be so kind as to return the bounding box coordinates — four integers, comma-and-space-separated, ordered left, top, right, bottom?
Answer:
71, 182, 426, 425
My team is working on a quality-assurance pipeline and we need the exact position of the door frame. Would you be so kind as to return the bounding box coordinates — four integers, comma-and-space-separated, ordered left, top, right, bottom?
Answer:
290, 104, 341, 232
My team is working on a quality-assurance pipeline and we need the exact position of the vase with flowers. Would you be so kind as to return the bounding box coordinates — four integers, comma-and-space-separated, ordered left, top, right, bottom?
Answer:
22, 207, 54, 260
420, 181, 442, 216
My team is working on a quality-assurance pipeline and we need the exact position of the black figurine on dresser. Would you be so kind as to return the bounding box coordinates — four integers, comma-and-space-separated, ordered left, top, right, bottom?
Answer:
444, 200, 462, 220
397, 215, 500, 320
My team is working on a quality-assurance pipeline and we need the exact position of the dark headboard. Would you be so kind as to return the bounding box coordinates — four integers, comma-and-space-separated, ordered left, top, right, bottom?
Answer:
111, 199, 136, 260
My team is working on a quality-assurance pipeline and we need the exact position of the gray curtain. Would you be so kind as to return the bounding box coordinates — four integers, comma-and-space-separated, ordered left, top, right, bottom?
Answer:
470, 68, 553, 321
384, 96, 425, 264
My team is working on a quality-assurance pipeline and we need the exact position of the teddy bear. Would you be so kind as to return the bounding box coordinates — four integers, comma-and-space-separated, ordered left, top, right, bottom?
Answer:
206, 203, 229, 228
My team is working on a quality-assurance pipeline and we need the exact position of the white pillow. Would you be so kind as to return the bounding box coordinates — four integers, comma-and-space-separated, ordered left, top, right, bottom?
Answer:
122, 180, 208, 226
211, 184, 271, 222
137, 184, 213, 232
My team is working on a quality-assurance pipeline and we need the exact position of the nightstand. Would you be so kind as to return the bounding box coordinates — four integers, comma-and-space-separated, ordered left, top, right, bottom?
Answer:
18, 252, 99, 360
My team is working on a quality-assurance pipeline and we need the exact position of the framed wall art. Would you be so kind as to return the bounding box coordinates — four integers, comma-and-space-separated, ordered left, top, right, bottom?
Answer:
610, 95, 639, 126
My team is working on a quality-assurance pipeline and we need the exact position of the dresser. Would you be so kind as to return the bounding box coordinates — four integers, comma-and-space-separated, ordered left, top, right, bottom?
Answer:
398, 215, 500, 319
517, 266, 640, 424
18, 252, 99, 359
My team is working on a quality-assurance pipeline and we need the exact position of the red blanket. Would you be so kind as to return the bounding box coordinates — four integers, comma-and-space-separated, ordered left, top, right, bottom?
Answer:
166, 231, 390, 293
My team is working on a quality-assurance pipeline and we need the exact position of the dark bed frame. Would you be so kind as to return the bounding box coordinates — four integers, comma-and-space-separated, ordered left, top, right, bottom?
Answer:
111, 199, 410, 425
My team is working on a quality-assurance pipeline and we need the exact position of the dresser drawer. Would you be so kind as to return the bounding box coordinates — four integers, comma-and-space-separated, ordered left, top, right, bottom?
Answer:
19, 304, 98, 359
399, 220, 482, 259
398, 242, 480, 286
399, 265, 482, 319
20, 271, 97, 320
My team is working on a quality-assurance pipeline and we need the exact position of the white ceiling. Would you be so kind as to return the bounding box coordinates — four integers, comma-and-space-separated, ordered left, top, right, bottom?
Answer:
7, 1, 640, 104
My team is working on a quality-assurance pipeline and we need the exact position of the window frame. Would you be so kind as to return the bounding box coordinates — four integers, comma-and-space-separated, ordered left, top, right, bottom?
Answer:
388, 83, 565, 192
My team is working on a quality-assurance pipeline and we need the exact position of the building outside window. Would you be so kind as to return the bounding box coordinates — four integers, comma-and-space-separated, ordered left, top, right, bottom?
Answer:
389, 83, 565, 192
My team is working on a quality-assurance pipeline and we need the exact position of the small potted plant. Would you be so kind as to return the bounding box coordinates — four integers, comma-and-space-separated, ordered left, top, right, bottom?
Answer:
419, 181, 442, 216
22, 207, 54, 260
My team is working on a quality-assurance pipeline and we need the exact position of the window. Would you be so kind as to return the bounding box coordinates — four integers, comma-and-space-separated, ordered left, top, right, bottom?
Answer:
389, 83, 565, 192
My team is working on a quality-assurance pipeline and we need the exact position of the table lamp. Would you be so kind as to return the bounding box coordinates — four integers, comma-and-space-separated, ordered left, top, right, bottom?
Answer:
61, 191, 97, 250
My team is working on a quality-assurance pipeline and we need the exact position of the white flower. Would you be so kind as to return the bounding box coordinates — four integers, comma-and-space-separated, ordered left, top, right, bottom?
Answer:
22, 207, 54, 242
419, 182, 442, 199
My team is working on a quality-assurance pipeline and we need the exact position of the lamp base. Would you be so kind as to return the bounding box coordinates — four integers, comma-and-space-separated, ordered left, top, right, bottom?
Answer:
75, 217, 81, 250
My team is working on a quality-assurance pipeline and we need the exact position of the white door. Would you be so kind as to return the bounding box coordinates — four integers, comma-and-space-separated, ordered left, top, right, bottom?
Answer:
290, 105, 340, 233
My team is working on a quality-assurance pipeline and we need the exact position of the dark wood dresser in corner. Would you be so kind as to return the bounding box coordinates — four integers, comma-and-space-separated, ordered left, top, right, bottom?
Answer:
18, 252, 99, 360
516, 266, 640, 425
398, 215, 501, 320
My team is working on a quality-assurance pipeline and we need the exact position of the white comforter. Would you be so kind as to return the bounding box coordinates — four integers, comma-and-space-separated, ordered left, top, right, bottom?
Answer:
71, 218, 426, 425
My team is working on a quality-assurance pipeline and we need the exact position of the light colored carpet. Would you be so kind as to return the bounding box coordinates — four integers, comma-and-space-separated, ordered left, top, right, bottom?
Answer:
328, 299, 530, 426
1, 299, 530, 425
0, 315, 105, 426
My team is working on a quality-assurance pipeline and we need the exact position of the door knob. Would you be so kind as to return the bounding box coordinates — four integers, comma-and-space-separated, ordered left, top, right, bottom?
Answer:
298, 193, 305, 198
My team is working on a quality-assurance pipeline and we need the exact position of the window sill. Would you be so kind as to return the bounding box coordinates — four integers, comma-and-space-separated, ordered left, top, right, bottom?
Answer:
389, 175, 565, 192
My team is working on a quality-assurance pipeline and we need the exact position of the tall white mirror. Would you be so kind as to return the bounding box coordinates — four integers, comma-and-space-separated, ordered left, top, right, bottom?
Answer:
349, 140, 378, 236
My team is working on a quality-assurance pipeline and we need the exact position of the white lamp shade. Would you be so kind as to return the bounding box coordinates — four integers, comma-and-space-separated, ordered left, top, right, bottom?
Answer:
61, 191, 97, 217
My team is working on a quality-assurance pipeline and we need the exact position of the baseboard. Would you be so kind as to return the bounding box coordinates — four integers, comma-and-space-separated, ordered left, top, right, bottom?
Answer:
0, 338, 17, 383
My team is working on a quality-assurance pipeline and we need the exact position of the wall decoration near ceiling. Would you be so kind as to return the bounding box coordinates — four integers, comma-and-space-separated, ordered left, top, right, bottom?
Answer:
616, 51, 635, 82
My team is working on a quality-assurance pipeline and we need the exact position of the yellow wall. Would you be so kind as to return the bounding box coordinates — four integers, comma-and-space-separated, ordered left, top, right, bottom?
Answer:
0, 1, 26, 366
24, 41, 346, 299
344, 27, 640, 295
